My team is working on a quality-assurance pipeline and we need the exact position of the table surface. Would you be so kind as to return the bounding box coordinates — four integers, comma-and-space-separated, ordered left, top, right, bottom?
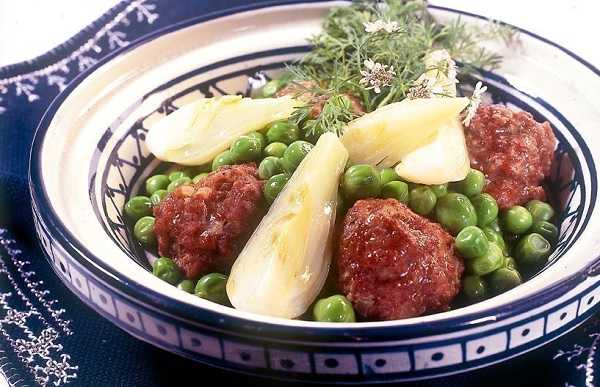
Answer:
1, 1, 599, 386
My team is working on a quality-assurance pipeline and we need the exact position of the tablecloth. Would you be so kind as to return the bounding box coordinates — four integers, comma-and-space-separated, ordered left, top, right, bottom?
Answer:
0, 1, 599, 386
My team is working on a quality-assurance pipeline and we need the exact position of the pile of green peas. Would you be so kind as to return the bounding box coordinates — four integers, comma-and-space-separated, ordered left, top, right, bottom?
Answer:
459, 199, 556, 302
337, 164, 558, 304
212, 118, 320, 204
152, 257, 229, 304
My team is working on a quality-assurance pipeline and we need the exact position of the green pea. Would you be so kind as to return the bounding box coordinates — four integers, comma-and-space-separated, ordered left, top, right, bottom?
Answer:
455, 226, 489, 259
379, 168, 400, 185
502, 206, 533, 234
488, 267, 522, 294
313, 295, 356, 323
462, 275, 487, 301
280, 140, 313, 172
482, 227, 509, 256
435, 193, 478, 235
168, 171, 189, 182
195, 273, 228, 304
134, 216, 156, 245
150, 189, 168, 206
526, 200, 555, 223
409, 186, 437, 215
471, 193, 499, 227
177, 279, 196, 294
264, 173, 289, 204
230, 136, 262, 162
192, 173, 208, 184
342, 164, 382, 202
145, 174, 170, 195
167, 176, 192, 192
467, 243, 504, 276
246, 132, 267, 151
258, 157, 283, 180
264, 142, 287, 158
262, 79, 285, 98
514, 233, 551, 267
381, 181, 409, 204
529, 221, 558, 244
449, 169, 485, 197
504, 256, 518, 270
430, 183, 448, 198
212, 150, 236, 171
266, 121, 300, 145
152, 257, 181, 285
124, 196, 152, 220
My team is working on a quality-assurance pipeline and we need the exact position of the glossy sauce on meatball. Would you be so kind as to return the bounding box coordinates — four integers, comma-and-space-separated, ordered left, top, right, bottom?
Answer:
336, 199, 463, 320
465, 104, 557, 209
153, 164, 263, 279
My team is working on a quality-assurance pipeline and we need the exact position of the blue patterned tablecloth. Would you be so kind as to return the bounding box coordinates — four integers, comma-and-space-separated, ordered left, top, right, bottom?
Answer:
0, 1, 598, 386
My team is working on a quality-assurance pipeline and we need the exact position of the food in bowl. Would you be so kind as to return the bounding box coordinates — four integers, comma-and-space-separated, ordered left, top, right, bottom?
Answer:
122, 0, 559, 323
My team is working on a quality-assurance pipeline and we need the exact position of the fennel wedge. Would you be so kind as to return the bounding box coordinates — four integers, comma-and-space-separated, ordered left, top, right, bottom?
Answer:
340, 97, 469, 167
227, 133, 348, 318
146, 95, 299, 166
393, 51, 470, 184
394, 118, 470, 184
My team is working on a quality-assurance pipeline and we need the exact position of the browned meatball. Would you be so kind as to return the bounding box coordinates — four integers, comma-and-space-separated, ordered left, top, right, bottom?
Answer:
276, 81, 364, 118
336, 199, 463, 320
466, 104, 557, 209
153, 164, 263, 278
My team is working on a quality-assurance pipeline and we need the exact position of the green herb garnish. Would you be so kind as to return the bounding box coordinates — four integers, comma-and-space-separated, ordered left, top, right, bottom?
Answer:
286, 0, 517, 135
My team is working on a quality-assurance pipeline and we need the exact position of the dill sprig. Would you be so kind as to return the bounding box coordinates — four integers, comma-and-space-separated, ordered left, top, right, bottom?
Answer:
286, 0, 518, 135
302, 95, 357, 137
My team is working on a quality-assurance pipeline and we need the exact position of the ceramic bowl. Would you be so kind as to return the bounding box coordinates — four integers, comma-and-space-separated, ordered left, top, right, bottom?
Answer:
29, 2, 600, 383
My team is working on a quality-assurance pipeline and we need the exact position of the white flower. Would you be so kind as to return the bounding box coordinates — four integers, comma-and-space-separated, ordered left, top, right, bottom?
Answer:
359, 59, 396, 94
427, 49, 457, 81
408, 49, 458, 100
406, 78, 433, 100
463, 81, 488, 126
363, 19, 401, 34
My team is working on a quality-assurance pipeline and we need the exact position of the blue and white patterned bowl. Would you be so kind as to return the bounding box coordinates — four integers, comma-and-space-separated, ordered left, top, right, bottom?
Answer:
28, 2, 600, 383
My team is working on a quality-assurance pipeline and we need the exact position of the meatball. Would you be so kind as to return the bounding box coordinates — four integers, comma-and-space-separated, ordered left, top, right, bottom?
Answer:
276, 81, 364, 118
465, 104, 557, 209
336, 199, 463, 320
153, 164, 263, 278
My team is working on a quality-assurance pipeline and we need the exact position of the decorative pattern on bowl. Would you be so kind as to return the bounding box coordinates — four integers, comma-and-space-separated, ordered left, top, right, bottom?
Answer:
28, 2, 600, 383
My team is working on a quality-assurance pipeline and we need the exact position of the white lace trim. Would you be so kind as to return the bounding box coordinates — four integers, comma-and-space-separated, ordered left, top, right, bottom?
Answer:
554, 332, 600, 387
0, 229, 77, 386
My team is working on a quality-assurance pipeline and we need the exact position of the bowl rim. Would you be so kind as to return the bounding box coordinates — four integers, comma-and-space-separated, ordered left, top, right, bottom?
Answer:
28, 1, 600, 337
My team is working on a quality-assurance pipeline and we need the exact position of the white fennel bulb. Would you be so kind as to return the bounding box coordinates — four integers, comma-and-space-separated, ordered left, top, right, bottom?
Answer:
146, 95, 299, 165
226, 132, 348, 319
394, 118, 470, 184
341, 97, 469, 167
